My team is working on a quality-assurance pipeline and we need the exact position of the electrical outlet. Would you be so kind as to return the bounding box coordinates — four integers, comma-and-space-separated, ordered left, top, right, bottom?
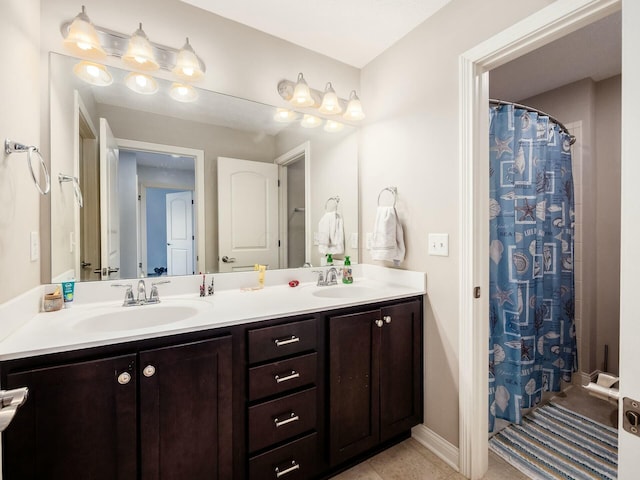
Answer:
30, 231, 40, 262
428, 233, 449, 256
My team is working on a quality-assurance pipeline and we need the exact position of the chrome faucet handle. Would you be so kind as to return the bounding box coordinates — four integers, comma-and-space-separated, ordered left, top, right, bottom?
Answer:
312, 270, 326, 286
148, 280, 170, 304
111, 283, 136, 306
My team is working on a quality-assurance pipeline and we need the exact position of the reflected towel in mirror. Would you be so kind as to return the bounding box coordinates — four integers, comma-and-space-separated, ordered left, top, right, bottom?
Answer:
318, 211, 344, 254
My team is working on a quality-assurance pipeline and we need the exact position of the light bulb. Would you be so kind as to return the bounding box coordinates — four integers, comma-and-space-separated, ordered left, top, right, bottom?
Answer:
73, 61, 113, 86
62, 6, 106, 59
291, 73, 314, 107
343, 90, 365, 121
172, 38, 205, 82
301, 114, 322, 128
170, 83, 198, 102
273, 108, 297, 123
125, 72, 158, 94
324, 120, 344, 133
319, 82, 342, 115
122, 23, 159, 71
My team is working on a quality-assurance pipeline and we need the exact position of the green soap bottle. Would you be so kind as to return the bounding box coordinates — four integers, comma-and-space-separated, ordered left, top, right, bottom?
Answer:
342, 256, 353, 284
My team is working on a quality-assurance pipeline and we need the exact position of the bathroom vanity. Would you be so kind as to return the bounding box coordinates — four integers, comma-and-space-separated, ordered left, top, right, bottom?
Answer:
0, 266, 425, 479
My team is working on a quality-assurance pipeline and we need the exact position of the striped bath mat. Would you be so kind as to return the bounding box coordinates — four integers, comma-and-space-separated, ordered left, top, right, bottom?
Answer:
489, 403, 618, 479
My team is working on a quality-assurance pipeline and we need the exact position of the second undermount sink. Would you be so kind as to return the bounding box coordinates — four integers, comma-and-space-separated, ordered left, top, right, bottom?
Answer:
312, 285, 377, 299
71, 301, 206, 333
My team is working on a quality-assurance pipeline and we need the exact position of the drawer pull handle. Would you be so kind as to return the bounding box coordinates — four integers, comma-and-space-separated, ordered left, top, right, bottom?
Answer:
274, 335, 300, 347
274, 370, 300, 384
275, 460, 300, 478
274, 412, 300, 427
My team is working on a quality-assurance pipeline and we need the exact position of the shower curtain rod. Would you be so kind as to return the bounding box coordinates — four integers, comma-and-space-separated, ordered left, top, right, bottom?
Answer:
490, 99, 577, 145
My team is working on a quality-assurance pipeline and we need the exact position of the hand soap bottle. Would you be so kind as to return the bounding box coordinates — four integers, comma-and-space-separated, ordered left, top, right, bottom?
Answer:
342, 256, 353, 284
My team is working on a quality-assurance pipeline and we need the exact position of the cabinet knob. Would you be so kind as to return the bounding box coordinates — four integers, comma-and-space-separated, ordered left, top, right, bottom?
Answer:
117, 372, 131, 385
384, 315, 392, 324
375, 319, 383, 328
143, 365, 156, 378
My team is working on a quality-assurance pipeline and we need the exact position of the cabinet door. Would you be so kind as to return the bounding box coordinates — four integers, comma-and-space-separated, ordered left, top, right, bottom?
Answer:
328, 309, 381, 466
379, 300, 423, 441
4, 354, 137, 480
139, 335, 233, 480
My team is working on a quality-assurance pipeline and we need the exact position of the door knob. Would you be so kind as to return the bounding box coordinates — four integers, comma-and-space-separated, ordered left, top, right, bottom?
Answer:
222, 256, 236, 263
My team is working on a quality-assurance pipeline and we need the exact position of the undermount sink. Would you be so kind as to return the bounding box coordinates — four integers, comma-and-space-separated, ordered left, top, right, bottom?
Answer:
312, 285, 376, 299
72, 302, 205, 333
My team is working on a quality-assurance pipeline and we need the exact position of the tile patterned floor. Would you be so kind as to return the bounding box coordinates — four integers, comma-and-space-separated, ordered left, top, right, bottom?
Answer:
331, 386, 618, 480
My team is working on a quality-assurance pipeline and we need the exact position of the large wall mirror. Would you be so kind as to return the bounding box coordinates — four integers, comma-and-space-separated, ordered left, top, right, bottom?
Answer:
49, 53, 359, 282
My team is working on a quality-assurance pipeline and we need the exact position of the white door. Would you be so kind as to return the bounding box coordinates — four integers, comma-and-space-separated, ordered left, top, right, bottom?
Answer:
217, 157, 279, 272
99, 118, 120, 280
166, 190, 194, 276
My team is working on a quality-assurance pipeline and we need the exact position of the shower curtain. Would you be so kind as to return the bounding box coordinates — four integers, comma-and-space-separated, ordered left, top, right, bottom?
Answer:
489, 104, 577, 431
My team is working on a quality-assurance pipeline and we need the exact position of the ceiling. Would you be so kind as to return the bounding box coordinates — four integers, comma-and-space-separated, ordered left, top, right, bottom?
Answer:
179, 0, 452, 68
490, 11, 621, 101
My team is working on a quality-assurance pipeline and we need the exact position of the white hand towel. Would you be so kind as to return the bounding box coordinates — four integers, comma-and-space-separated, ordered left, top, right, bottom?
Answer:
318, 211, 344, 255
371, 206, 405, 265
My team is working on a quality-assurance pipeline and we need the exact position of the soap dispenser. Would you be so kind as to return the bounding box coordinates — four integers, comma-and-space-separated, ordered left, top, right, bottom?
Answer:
342, 256, 353, 284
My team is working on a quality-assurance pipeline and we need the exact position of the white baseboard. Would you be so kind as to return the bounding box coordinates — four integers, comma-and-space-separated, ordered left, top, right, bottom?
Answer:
411, 424, 459, 472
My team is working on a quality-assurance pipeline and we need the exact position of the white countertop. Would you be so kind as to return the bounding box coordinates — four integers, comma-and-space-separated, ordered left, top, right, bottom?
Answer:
0, 265, 426, 361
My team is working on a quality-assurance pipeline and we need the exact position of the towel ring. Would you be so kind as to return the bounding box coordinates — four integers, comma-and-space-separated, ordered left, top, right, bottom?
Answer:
4, 139, 51, 195
325, 196, 340, 212
58, 173, 84, 208
377, 187, 397, 207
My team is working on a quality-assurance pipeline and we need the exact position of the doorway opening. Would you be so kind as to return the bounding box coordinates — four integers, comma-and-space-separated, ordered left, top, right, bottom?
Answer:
458, 1, 622, 478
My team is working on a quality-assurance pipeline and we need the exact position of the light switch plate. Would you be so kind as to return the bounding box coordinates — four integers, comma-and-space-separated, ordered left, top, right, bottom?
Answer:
428, 233, 449, 256
365, 232, 373, 250
350, 233, 358, 249
30, 231, 40, 262
313, 232, 320, 246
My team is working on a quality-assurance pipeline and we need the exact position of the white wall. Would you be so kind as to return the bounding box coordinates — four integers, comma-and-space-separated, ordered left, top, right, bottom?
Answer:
360, 0, 555, 447
0, 0, 42, 304
118, 151, 138, 279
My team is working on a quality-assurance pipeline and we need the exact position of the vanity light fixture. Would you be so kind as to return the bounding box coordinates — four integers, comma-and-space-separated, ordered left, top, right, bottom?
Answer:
172, 38, 204, 82
169, 83, 198, 102
62, 6, 106, 59
73, 61, 113, 86
122, 23, 159, 71
291, 73, 315, 107
277, 74, 364, 122
61, 7, 207, 100
324, 120, 344, 133
319, 82, 342, 115
273, 108, 297, 123
125, 72, 158, 95
300, 114, 323, 128
343, 90, 365, 121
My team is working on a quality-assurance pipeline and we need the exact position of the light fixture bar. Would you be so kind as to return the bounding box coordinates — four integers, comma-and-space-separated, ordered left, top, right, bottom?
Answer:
60, 21, 206, 75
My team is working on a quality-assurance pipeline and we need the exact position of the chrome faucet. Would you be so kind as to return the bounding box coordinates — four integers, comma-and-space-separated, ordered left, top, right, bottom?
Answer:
148, 280, 170, 304
313, 267, 339, 286
325, 267, 339, 286
137, 279, 147, 303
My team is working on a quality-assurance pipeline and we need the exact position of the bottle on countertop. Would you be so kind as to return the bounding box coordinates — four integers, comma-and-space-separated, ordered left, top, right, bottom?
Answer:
342, 256, 353, 284
326, 253, 333, 266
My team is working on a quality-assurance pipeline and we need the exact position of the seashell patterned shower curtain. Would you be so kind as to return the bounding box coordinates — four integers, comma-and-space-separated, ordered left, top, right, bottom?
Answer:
488, 104, 577, 431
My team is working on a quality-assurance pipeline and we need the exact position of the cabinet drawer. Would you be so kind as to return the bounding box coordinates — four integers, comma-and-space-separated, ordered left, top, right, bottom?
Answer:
248, 432, 318, 480
249, 352, 317, 401
248, 318, 316, 364
248, 387, 317, 453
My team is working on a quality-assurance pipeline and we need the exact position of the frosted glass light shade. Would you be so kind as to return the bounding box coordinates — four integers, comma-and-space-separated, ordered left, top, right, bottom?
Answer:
343, 90, 365, 121
319, 82, 342, 115
273, 108, 297, 123
169, 83, 198, 102
125, 72, 158, 94
122, 23, 159, 71
301, 114, 322, 128
172, 38, 204, 81
73, 61, 112, 86
63, 6, 106, 59
324, 120, 344, 133
291, 73, 314, 107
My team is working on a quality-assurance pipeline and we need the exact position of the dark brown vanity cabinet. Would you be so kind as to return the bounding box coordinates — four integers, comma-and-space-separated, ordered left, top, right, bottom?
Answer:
3, 335, 232, 480
246, 317, 323, 480
328, 299, 423, 466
